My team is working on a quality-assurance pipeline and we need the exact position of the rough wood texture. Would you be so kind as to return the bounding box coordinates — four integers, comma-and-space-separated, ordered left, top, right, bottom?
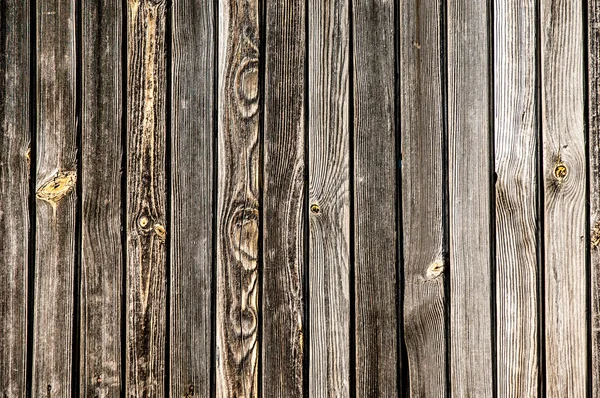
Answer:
494, 0, 539, 396
32, 0, 77, 395
447, 0, 493, 396
170, 0, 214, 395
0, 0, 29, 396
541, 0, 586, 396
399, 0, 447, 395
216, 0, 261, 396
352, 0, 398, 395
308, 0, 350, 395
262, 0, 305, 396
126, 0, 168, 396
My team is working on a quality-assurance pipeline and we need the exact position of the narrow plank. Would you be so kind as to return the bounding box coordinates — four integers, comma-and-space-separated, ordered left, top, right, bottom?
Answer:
307, 0, 350, 394
447, 0, 493, 395
399, 0, 447, 395
0, 0, 30, 395
126, 0, 168, 395
170, 0, 214, 394
262, 0, 305, 396
216, 0, 261, 396
80, 0, 122, 395
494, 0, 539, 395
352, 0, 398, 395
541, 0, 586, 395
32, 0, 77, 395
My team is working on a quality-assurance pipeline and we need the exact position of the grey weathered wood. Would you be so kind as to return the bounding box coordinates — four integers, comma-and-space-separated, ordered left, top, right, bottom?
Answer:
262, 0, 305, 396
32, 0, 77, 395
216, 0, 261, 396
399, 0, 447, 395
447, 0, 493, 396
126, 0, 168, 396
352, 0, 398, 395
541, 0, 586, 396
308, 0, 350, 395
0, 0, 30, 396
494, 0, 539, 396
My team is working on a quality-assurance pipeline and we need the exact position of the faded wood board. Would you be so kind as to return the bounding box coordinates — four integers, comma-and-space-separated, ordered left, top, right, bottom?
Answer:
307, 0, 350, 395
447, 0, 493, 396
352, 0, 398, 395
216, 0, 261, 396
262, 0, 305, 396
494, 0, 539, 396
0, 0, 29, 396
126, 0, 168, 396
541, 0, 586, 396
399, 0, 447, 395
32, 0, 78, 395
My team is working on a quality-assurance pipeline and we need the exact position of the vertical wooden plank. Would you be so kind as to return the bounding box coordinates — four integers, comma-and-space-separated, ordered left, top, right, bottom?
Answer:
308, 0, 350, 395
541, 0, 586, 396
352, 0, 397, 395
32, 0, 77, 394
262, 0, 305, 396
170, 0, 214, 394
447, 0, 493, 396
216, 0, 260, 396
399, 0, 447, 395
126, 0, 168, 396
0, 0, 29, 395
494, 0, 539, 396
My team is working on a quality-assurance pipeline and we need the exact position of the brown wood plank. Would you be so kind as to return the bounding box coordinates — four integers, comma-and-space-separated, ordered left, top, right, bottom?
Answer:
399, 0, 447, 395
261, 0, 305, 396
126, 0, 168, 396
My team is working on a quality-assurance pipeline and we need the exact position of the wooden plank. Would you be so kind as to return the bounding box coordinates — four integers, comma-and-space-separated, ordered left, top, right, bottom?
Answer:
0, 0, 30, 395
447, 0, 493, 396
32, 0, 77, 395
170, 0, 214, 395
352, 0, 398, 395
261, 0, 305, 396
216, 0, 261, 396
541, 0, 586, 396
494, 0, 539, 396
126, 0, 168, 395
398, 0, 447, 395
307, 0, 350, 395
80, 0, 123, 395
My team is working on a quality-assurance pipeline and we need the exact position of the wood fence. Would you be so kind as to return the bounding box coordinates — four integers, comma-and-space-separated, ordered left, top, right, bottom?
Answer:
1, 0, 599, 396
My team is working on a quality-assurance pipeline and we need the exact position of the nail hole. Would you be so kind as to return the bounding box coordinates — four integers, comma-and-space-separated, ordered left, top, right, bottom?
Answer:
310, 204, 320, 214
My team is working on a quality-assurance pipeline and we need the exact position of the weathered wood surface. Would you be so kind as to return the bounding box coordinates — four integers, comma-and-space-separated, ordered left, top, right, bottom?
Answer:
126, 0, 168, 396
0, 0, 29, 396
541, 0, 586, 396
399, 0, 447, 395
352, 0, 398, 396
262, 0, 305, 396
447, 0, 493, 396
308, 0, 350, 395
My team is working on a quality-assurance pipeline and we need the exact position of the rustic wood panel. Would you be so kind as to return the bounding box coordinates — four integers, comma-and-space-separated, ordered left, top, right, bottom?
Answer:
262, 0, 305, 396
541, 0, 586, 396
447, 0, 493, 396
126, 0, 168, 396
307, 0, 350, 395
0, 0, 30, 396
399, 0, 447, 395
216, 0, 261, 396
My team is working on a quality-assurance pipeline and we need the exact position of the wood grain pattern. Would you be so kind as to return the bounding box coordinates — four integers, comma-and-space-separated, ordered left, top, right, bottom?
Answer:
399, 0, 447, 395
541, 0, 586, 396
447, 0, 493, 396
0, 0, 29, 395
262, 0, 305, 396
216, 0, 261, 396
126, 0, 168, 396
308, 0, 350, 395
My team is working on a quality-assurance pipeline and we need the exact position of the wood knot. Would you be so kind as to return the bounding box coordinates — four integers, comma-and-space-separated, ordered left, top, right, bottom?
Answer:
234, 58, 259, 118
426, 260, 444, 279
229, 206, 259, 269
37, 170, 76, 209
154, 223, 166, 241
554, 162, 568, 179
310, 203, 320, 214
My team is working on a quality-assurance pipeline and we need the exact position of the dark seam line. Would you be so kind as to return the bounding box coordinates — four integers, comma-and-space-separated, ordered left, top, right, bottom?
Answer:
165, 0, 173, 396
210, 0, 218, 394
120, 0, 128, 394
